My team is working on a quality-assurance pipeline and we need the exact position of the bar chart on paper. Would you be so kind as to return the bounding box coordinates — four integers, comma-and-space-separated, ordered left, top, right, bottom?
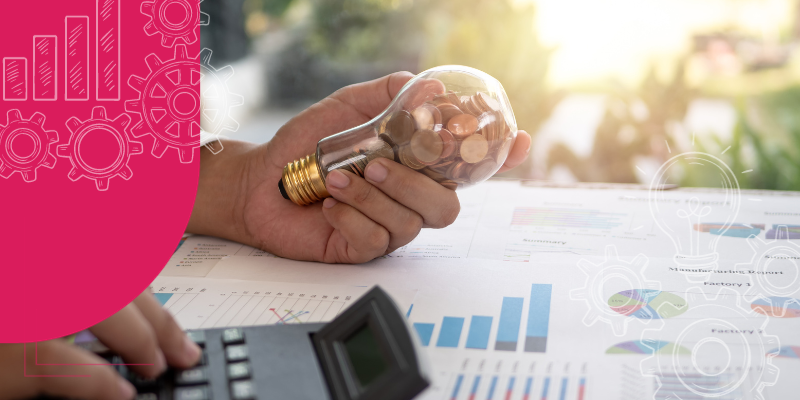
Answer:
411, 284, 552, 353
150, 277, 370, 330
438, 362, 588, 400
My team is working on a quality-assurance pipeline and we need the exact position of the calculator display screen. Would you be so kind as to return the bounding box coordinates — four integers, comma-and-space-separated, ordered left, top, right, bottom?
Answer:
343, 324, 387, 388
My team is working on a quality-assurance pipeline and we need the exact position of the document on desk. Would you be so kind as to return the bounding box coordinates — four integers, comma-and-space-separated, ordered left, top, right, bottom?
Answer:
149, 276, 416, 330
159, 181, 800, 400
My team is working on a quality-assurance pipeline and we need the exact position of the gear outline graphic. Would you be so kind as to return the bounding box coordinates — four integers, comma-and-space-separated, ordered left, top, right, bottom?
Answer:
141, 0, 209, 48
126, 45, 242, 162
569, 245, 663, 336
639, 286, 780, 400
198, 47, 244, 154
738, 225, 800, 299
126, 45, 202, 163
57, 106, 143, 191
0, 109, 58, 182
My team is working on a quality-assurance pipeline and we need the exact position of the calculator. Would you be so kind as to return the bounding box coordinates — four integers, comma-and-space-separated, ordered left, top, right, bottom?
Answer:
66, 286, 430, 400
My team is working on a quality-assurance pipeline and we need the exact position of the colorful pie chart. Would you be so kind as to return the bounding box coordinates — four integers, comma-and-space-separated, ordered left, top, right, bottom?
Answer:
607, 340, 691, 355
770, 346, 800, 359
751, 296, 800, 318
608, 289, 688, 319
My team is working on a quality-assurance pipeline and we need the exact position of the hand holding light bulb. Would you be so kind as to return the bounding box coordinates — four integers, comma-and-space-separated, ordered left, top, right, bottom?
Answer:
279, 66, 520, 205
187, 71, 532, 263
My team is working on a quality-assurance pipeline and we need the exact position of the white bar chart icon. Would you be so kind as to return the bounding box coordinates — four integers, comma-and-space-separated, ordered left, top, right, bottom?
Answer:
33, 36, 57, 101
3, 57, 27, 101
65, 16, 89, 101
97, 0, 120, 101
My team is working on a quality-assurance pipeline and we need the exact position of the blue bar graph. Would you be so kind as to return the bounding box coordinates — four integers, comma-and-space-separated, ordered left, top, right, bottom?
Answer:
495, 297, 523, 351
450, 374, 464, 400
487, 376, 498, 400
436, 317, 465, 348
466, 316, 493, 349
541, 377, 551, 400
154, 293, 173, 306
470, 376, 481, 399
558, 378, 568, 400
523, 377, 532, 400
525, 284, 552, 352
413, 323, 434, 346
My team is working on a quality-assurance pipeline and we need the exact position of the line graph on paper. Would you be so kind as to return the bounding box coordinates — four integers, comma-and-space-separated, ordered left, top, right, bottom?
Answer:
150, 277, 368, 330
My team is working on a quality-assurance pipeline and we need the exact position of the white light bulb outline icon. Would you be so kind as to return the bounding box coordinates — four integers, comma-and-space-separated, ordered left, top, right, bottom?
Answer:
649, 151, 741, 282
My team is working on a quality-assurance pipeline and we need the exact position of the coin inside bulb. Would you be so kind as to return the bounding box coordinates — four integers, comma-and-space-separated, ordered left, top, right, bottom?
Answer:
410, 129, 443, 163
459, 134, 489, 163
386, 110, 415, 144
447, 114, 479, 139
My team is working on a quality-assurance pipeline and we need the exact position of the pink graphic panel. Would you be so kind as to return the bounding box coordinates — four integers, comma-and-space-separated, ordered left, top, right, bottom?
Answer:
65, 16, 89, 101
33, 36, 57, 101
97, 0, 120, 100
1, 0, 200, 342
3, 57, 27, 101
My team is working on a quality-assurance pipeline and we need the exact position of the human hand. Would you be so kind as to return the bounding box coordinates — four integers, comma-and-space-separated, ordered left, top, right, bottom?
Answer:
188, 72, 531, 263
0, 290, 201, 400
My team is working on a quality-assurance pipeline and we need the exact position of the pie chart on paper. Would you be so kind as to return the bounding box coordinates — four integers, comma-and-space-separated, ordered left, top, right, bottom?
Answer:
606, 340, 691, 355
751, 296, 800, 318
608, 289, 688, 319
771, 346, 800, 359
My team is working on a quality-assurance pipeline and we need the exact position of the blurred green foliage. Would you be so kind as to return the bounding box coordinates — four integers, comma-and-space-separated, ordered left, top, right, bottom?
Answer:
719, 89, 800, 191
307, 0, 423, 63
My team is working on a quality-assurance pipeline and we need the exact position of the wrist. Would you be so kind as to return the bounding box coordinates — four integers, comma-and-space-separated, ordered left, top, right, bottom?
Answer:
186, 140, 258, 243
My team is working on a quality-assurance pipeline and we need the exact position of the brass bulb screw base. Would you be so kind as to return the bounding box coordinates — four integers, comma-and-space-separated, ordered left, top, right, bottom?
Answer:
279, 153, 330, 206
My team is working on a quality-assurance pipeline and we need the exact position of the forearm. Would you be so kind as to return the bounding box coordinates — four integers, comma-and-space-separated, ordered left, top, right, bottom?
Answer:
186, 139, 257, 243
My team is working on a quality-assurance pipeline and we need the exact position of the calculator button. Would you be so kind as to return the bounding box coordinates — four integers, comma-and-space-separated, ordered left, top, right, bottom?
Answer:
130, 374, 158, 390
230, 380, 256, 400
135, 393, 158, 400
186, 331, 206, 347
175, 366, 209, 385
227, 362, 251, 380
225, 345, 249, 362
222, 328, 245, 344
174, 386, 210, 400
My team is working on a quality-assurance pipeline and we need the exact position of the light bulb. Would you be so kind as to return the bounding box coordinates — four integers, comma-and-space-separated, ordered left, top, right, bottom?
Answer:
649, 152, 741, 282
278, 65, 518, 206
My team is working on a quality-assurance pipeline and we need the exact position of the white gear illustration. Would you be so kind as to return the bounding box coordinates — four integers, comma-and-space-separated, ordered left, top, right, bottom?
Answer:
141, 0, 209, 48
198, 47, 244, 154
569, 245, 662, 336
640, 287, 780, 400
57, 107, 143, 191
0, 109, 58, 182
740, 225, 800, 298
127, 45, 201, 163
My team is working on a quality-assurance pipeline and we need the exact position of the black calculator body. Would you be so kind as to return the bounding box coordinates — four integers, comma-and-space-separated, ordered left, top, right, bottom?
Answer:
61, 286, 430, 400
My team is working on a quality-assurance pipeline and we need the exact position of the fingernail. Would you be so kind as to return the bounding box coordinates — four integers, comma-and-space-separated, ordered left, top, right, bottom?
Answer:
118, 377, 136, 400
323, 198, 338, 208
327, 170, 349, 188
183, 335, 202, 365
365, 161, 388, 183
154, 349, 167, 373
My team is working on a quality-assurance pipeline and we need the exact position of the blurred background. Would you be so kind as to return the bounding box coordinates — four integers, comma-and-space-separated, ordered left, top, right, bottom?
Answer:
201, 0, 800, 191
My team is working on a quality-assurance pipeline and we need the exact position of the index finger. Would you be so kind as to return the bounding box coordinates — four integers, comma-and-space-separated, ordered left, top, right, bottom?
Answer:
362, 158, 461, 229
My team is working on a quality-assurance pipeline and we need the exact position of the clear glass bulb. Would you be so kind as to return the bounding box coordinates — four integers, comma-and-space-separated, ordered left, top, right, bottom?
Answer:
279, 65, 518, 206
